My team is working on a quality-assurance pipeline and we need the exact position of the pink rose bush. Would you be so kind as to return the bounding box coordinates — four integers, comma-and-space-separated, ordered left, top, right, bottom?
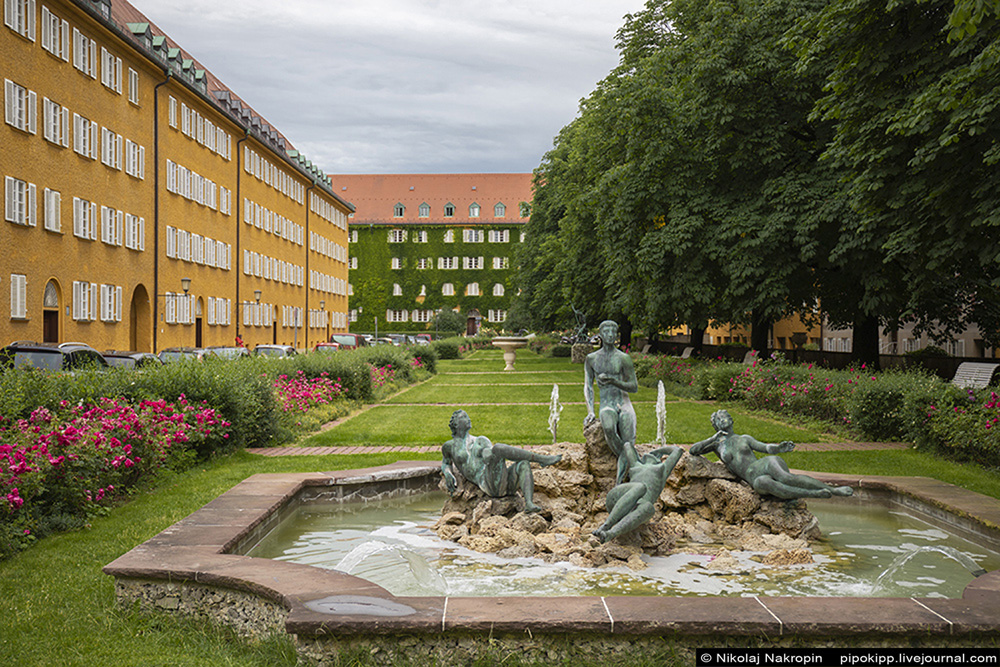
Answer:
273, 371, 346, 412
1, 397, 229, 557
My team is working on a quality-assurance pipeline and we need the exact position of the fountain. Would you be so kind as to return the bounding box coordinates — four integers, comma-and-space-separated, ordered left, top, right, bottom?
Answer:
491, 336, 530, 370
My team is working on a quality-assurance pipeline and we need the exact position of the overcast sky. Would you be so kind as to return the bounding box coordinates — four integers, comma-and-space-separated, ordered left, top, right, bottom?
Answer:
132, 0, 642, 175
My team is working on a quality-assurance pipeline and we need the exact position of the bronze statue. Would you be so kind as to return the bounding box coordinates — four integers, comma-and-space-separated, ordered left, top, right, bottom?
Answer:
690, 410, 854, 499
592, 442, 683, 543
441, 409, 562, 513
571, 304, 588, 344
584, 320, 638, 483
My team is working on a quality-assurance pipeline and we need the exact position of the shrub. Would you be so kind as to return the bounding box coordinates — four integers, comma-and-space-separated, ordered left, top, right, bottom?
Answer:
843, 368, 956, 442
633, 354, 697, 388
551, 344, 572, 358
432, 337, 463, 359
409, 344, 438, 374
924, 390, 1000, 466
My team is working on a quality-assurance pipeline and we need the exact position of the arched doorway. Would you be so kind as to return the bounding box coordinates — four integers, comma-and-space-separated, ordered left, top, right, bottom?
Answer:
130, 284, 152, 352
42, 280, 61, 343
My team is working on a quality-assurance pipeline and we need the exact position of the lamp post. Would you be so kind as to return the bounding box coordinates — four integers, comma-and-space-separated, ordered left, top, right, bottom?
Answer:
156, 278, 192, 351
319, 300, 327, 342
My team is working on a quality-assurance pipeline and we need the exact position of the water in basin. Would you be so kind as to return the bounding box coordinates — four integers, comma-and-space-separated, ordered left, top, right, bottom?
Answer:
245, 492, 1000, 598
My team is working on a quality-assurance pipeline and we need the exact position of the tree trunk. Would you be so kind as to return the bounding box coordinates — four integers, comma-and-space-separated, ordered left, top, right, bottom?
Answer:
750, 311, 772, 360
618, 314, 633, 352
689, 326, 706, 356
852, 314, 881, 370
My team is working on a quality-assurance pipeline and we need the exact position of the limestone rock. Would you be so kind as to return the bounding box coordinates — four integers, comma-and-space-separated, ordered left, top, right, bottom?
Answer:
705, 479, 761, 523
760, 548, 814, 566
510, 512, 549, 535
704, 548, 743, 572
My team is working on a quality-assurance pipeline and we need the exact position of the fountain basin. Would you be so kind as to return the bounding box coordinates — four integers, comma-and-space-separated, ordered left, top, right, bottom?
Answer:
104, 463, 1000, 663
491, 336, 530, 370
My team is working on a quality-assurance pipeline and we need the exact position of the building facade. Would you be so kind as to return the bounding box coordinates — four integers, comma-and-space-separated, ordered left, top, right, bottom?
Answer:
2, 0, 351, 352
336, 174, 531, 334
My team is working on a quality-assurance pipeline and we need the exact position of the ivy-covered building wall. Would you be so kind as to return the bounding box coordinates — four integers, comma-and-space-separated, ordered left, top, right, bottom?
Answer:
334, 174, 531, 335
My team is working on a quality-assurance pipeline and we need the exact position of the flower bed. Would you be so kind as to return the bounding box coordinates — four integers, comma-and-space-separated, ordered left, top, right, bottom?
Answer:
274, 372, 346, 413
1, 396, 229, 558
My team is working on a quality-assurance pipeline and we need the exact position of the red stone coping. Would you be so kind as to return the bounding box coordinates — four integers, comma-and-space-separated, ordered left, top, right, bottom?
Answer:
103, 463, 1000, 641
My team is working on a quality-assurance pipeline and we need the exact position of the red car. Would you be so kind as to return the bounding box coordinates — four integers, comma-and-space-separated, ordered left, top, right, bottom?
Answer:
327, 333, 368, 350
313, 342, 340, 353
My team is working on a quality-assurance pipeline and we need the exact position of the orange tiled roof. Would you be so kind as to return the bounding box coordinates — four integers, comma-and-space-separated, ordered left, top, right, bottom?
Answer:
334, 174, 532, 225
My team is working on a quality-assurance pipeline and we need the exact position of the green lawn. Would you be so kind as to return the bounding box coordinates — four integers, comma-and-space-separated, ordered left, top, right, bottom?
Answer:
306, 402, 826, 447
387, 381, 665, 404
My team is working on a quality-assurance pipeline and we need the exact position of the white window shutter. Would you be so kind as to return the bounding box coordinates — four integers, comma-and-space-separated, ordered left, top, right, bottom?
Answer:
138, 218, 145, 251
89, 121, 97, 159
61, 20, 68, 61
4, 176, 14, 223
90, 283, 97, 320
88, 40, 96, 78
116, 210, 122, 245
25, 182, 35, 226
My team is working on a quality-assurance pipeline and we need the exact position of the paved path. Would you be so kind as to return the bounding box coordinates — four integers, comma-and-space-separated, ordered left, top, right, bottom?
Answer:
247, 441, 910, 457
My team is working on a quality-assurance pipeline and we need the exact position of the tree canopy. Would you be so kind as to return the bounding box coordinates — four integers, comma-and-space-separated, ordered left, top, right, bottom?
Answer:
513, 0, 1000, 361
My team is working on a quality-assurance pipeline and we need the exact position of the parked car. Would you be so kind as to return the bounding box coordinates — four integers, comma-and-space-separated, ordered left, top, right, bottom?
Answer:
386, 334, 408, 346
102, 350, 163, 369
253, 344, 297, 358
414, 334, 432, 345
373, 337, 395, 346
313, 342, 341, 352
202, 345, 250, 360
158, 347, 206, 363
361, 334, 374, 344
328, 333, 368, 350
0, 341, 108, 371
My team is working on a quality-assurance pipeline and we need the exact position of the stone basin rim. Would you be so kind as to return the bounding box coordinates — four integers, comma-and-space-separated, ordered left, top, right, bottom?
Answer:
104, 460, 1000, 643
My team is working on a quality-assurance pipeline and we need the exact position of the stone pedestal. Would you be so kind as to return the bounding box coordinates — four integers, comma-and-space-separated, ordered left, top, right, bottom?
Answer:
491, 337, 529, 371
570, 343, 591, 364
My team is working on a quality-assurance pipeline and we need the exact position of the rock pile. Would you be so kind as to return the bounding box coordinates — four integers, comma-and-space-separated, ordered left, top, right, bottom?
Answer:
434, 420, 820, 570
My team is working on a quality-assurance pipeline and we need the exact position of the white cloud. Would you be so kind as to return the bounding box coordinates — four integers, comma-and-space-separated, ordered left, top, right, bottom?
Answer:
132, 0, 641, 173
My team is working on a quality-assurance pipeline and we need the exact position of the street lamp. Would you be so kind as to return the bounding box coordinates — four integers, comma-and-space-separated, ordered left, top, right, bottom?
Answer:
181, 277, 191, 294
254, 289, 261, 304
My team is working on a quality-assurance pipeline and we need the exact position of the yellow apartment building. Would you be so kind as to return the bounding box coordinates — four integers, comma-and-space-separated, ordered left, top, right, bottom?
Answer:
2, 0, 351, 353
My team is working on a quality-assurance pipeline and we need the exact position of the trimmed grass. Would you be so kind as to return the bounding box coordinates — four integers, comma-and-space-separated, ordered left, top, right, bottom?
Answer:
387, 382, 665, 405
0, 451, 438, 667
306, 402, 827, 447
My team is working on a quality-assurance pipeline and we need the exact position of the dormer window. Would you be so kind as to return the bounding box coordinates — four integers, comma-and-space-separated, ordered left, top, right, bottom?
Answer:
444, 203, 455, 217
418, 202, 430, 217
393, 202, 405, 218
469, 203, 480, 218
494, 202, 506, 217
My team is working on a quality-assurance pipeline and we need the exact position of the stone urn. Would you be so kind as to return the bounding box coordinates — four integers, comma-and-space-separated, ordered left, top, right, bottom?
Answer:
491, 336, 530, 371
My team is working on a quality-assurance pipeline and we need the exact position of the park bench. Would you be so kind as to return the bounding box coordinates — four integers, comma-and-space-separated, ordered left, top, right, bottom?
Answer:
951, 362, 999, 389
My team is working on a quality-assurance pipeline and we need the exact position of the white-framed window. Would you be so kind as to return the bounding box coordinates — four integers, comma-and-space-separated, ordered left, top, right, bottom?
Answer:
40, 7, 69, 60
393, 202, 405, 217
488, 309, 507, 323
99, 205, 121, 246
349, 256, 357, 269
73, 113, 98, 160
469, 203, 480, 218
494, 202, 506, 218
72, 28, 97, 78
411, 309, 432, 323
9, 273, 27, 319
168, 96, 177, 128
100, 127, 122, 170
418, 202, 430, 217
5, 79, 37, 134
72, 280, 98, 321
43, 187, 60, 232
349, 229, 358, 243
466, 282, 480, 297
442, 283, 454, 296
391, 257, 402, 270
443, 229, 454, 243
99, 284, 122, 322
73, 197, 96, 239
414, 230, 427, 243
386, 309, 408, 323
388, 228, 406, 243
124, 140, 145, 179
4, 0, 36, 41
444, 203, 455, 217
393, 283, 403, 296
123, 213, 144, 251
520, 231, 527, 243
463, 256, 484, 270
489, 229, 509, 243
42, 97, 68, 147
128, 68, 139, 105
463, 229, 483, 243
493, 256, 509, 269
349, 309, 358, 323
416, 258, 430, 270
439, 256, 458, 270
100, 47, 122, 93
5, 176, 36, 226
493, 283, 505, 297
